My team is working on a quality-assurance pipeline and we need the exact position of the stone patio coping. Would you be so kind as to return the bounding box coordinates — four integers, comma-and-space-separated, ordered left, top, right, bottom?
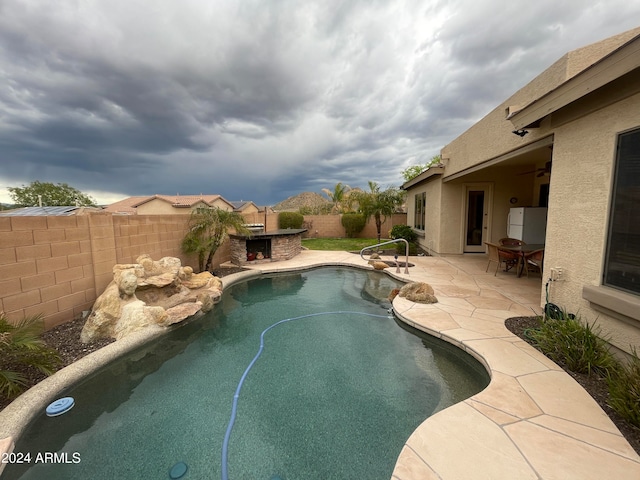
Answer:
1, 250, 639, 479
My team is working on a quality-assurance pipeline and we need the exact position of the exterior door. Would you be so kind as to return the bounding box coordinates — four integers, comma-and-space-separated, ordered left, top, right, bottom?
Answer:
464, 185, 492, 252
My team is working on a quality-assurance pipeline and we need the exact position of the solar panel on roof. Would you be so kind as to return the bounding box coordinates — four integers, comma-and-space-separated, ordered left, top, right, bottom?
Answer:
0, 206, 78, 216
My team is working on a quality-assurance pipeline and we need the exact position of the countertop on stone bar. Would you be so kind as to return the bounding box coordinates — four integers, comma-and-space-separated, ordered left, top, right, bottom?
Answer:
230, 228, 307, 238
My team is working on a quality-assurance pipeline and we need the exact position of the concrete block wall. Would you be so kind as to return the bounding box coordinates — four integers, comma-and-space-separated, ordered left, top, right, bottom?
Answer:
1, 214, 206, 330
0, 215, 97, 330
239, 211, 408, 238
241, 212, 279, 231
113, 215, 191, 264
301, 213, 407, 238
0, 211, 405, 330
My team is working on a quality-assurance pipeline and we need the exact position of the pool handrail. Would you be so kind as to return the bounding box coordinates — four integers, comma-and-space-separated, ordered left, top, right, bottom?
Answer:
360, 239, 410, 274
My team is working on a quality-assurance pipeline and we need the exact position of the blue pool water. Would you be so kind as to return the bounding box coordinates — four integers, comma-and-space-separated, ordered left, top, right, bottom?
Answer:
6, 267, 489, 480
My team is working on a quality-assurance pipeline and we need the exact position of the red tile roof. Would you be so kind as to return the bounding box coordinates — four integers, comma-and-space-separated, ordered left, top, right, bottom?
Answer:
102, 196, 149, 214
132, 195, 224, 208
103, 194, 235, 213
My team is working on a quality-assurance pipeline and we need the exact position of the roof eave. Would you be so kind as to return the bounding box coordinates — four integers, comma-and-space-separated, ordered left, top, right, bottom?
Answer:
401, 165, 445, 190
510, 35, 640, 130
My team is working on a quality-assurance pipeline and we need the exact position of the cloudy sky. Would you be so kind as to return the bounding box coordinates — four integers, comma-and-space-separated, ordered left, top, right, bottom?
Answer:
1, 1, 639, 206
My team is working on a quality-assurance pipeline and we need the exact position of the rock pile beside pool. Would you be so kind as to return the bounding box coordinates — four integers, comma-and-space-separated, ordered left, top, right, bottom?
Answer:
396, 282, 438, 304
80, 254, 223, 343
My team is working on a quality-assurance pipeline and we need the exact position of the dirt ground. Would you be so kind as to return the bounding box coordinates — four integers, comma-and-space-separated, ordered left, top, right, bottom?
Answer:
2, 273, 638, 456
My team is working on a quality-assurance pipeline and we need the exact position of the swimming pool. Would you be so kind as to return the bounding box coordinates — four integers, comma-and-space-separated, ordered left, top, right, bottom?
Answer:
5, 267, 489, 479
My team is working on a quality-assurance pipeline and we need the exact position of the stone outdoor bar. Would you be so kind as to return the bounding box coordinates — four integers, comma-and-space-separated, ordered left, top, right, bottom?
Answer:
229, 228, 307, 265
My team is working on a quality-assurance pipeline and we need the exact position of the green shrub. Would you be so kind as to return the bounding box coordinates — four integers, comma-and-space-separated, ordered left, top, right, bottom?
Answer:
389, 224, 418, 242
278, 211, 304, 229
526, 313, 617, 376
608, 348, 640, 428
389, 224, 418, 254
522, 310, 640, 429
341, 213, 366, 238
0, 313, 61, 399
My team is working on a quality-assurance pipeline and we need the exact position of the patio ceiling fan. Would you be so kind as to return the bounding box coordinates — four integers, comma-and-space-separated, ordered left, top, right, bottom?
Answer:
518, 161, 552, 177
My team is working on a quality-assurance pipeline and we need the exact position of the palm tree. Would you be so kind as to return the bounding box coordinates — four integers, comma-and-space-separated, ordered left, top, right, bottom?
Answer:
321, 182, 351, 213
1, 313, 61, 399
182, 207, 251, 272
352, 181, 405, 244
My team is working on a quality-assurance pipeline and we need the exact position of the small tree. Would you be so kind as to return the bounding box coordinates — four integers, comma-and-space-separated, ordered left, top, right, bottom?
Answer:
182, 208, 251, 272
322, 182, 351, 213
401, 155, 442, 182
351, 181, 405, 243
8, 181, 97, 207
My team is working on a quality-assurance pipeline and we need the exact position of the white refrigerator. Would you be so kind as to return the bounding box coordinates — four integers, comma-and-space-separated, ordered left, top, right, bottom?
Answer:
507, 207, 548, 244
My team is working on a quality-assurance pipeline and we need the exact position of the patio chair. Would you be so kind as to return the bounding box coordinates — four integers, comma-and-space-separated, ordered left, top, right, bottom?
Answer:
499, 237, 526, 246
522, 248, 544, 277
485, 242, 520, 275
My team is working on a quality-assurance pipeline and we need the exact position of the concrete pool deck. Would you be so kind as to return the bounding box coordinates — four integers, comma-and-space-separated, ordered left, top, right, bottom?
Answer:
241, 250, 640, 480
1, 250, 638, 479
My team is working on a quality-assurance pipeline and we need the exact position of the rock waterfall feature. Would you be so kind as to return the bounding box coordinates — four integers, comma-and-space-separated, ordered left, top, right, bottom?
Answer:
81, 254, 223, 342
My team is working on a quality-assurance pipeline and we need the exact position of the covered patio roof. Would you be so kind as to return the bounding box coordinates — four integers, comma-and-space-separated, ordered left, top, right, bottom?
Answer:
443, 136, 553, 183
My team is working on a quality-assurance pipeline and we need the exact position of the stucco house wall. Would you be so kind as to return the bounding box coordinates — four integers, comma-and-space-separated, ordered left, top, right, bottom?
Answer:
135, 199, 199, 215
407, 177, 443, 254
546, 91, 640, 352
403, 27, 640, 354
441, 27, 640, 176
237, 203, 260, 214
438, 182, 465, 254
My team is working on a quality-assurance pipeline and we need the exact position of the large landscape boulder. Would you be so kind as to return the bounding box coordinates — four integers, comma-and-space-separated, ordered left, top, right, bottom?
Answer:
397, 282, 438, 304
81, 255, 224, 343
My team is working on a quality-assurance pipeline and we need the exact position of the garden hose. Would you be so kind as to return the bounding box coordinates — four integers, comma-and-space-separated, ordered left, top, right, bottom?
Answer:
544, 277, 562, 320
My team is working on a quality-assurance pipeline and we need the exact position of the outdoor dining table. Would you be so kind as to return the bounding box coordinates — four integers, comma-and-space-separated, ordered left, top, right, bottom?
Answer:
499, 243, 545, 277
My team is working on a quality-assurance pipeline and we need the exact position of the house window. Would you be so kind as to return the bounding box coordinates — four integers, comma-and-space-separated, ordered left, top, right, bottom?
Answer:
604, 127, 640, 295
414, 192, 426, 231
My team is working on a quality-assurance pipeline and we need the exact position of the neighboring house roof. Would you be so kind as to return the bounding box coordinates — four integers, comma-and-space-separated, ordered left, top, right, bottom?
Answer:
0, 206, 102, 216
104, 194, 237, 214
229, 200, 259, 212
102, 196, 149, 214
131, 194, 226, 208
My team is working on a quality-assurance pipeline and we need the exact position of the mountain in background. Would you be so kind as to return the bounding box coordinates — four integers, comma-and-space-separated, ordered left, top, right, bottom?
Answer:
272, 192, 329, 212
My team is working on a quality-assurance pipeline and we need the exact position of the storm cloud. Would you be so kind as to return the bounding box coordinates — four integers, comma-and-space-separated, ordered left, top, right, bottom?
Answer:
1, 0, 639, 205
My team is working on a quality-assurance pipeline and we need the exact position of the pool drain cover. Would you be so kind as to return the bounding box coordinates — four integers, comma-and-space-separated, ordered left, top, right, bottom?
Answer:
169, 461, 188, 479
46, 397, 75, 417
